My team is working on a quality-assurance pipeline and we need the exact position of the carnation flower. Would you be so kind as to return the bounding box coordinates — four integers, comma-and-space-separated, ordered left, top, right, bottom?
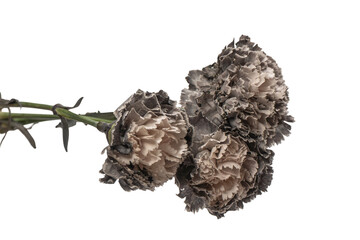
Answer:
176, 116, 268, 218
0, 35, 294, 218
176, 35, 294, 217
100, 90, 188, 191
181, 35, 294, 146
192, 131, 259, 217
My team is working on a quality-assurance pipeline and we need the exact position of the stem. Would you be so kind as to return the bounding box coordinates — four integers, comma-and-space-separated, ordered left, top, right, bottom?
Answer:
55, 108, 99, 128
4, 100, 115, 133
0, 112, 113, 123
13, 119, 54, 125
8, 102, 53, 111
7, 101, 115, 123
0, 111, 114, 128
2, 99, 114, 149
81, 116, 114, 123
0, 112, 58, 120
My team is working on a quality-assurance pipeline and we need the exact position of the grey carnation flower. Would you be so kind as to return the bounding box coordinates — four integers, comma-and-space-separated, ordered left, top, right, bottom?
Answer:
100, 90, 188, 191
181, 35, 294, 146
176, 117, 272, 218
189, 130, 259, 218
176, 35, 294, 217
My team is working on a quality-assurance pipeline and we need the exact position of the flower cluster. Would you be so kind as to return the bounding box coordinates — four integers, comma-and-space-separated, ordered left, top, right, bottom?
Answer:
176, 35, 294, 217
0, 35, 293, 218
99, 35, 293, 218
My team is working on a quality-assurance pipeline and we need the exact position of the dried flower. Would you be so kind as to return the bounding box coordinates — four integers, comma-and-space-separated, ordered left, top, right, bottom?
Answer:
176, 35, 294, 217
100, 90, 188, 191
0, 35, 293, 218
194, 131, 259, 217
181, 35, 294, 146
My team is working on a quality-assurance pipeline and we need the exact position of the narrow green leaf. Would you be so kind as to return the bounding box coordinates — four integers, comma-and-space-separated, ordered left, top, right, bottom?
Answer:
59, 117, 69, 152
10, 122, 36, 149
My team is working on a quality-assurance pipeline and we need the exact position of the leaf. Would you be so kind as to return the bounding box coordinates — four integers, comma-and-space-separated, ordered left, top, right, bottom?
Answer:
0, 98, 20, 109
70, 97, 83, 109
59, 116, 69, 152
10, 122, 36, 149
56, 119, 77, 129
0, 132, 7, 146
52, 97, 83, 152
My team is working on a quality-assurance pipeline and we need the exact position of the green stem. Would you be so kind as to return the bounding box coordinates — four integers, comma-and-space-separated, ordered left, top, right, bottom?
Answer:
7, 101, 115, 122
8, 102, 53, 111
4, 100, 115, 132
0, 111, 113, 129
13, 119, 54, 125
81, 116, 114, 123
0, 112, 58, 120
55, 108, 99, 128
0, 112, 114, 124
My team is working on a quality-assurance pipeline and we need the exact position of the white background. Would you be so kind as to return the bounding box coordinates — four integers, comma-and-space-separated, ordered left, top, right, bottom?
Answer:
0, 0, 359, 239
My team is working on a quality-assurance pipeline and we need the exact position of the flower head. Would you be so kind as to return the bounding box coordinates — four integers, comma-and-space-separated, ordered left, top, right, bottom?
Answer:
181, 35, 294, 146
194, 131, 259, 217
100, 90, 188, 191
